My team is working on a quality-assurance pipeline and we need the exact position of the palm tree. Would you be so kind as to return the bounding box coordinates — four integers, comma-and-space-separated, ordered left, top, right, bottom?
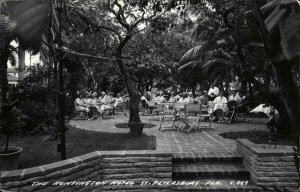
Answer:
178, 48, 235, 95
179, 0, 300, 138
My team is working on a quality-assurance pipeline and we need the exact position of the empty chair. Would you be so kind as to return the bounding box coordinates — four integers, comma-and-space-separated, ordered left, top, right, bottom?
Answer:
180, 104, 202, 133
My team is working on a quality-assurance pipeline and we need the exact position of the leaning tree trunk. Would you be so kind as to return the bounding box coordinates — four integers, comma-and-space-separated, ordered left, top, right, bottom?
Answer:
116, 56, 141, 123
115, 34, 141, 124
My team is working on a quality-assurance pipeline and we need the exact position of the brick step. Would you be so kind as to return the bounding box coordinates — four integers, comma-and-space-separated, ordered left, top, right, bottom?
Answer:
171, 179, 260, 192
173, 153, 243, 164
172, 163, 250, 180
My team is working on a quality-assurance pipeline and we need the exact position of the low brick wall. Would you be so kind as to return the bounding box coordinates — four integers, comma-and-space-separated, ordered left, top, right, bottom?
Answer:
0, 150, 172, 192
236, 139, 299, 190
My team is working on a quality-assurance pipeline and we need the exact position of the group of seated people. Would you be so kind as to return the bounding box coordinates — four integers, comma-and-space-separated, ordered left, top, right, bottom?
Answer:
141, 83, 248, 122
74, 91, 124, 120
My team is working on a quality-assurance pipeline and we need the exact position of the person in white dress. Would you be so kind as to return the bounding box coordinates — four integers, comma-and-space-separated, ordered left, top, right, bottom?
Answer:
75, 94, 89, 113
114, 93, 123, 108
97, 92, 113, 115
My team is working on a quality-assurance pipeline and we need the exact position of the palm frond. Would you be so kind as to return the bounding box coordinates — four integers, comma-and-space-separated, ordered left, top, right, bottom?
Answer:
179, 45, 205, 65
178, 61, 199, 73
6, 0, 50, 53
201, 59, 233, 74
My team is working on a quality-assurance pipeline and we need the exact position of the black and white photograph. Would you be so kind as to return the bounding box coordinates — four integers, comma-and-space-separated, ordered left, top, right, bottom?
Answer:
0, 0, 299, 191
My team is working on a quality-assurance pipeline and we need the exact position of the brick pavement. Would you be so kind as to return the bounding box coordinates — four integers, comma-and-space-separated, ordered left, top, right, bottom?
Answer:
69, 113, 267, 154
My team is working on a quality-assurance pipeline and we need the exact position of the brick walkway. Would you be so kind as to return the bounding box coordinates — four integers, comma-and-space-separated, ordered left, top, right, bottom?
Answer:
69, 113, 267, 154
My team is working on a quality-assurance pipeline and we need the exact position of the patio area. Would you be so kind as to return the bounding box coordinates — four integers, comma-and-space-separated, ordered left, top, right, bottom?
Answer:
69, 113, 267, 154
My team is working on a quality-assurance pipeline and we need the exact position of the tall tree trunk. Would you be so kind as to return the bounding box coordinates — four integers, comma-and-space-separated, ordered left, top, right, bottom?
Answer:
116, 56, 141, 123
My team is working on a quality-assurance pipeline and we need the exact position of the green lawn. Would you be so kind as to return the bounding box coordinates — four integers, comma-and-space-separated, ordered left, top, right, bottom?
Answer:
0, 128, 156, 169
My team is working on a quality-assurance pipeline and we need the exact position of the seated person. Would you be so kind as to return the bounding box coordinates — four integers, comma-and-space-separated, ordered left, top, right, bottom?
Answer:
195, 91, 202, 103
87, 92, 99, 119
178, 93, 187, 103
97, 92, 114, 116
199, 91, 209, 107
228, 90, 241, 103
168, 92, 176, 103
174, 93, 181, 102
184, 92, 195, 104
236, 92, 251, 114
208, 83, 219, 101
141, 92, 148, 111
154, 91, 166, 104
212, 91, 227, 121
114, 93, 123, 108
75, 94, 89, 113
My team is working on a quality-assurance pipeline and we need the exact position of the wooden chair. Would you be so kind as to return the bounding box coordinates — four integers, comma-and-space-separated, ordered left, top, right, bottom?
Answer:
199, 102, 214, 129
114, 102, 127, 116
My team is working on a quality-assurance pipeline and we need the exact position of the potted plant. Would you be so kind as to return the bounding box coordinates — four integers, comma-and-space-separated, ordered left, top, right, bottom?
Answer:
0, 101, 23, 171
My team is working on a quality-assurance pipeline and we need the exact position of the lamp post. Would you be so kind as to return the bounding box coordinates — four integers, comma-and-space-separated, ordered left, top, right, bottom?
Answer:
55, 0, 66, 160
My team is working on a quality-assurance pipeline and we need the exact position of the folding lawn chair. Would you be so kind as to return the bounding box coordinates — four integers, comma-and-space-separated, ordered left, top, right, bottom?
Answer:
158, 103, 177, 132
172, 103, 186, 131
179, 103, 202, 133
147, 101, 162, 120
115, 102, 127, 116
102, 104, 115, 119
198, 102, 215, 129
218, 101, 236, 124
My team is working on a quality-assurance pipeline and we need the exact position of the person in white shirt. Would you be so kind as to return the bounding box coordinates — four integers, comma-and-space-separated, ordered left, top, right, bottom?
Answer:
178, 93, 186, 103
154, 92, 166, 103
228, 90, 241, 103
213, 91, 227, 110
114, 93, 123, 108
212, 91, 227, 121
184, 92, 195, 104
208, 83, 219, 101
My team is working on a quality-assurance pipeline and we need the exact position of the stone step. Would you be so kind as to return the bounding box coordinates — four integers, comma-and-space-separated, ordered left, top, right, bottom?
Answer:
172, 163, 250, 180
173, 153, 243, 164
172, 179, 260, 192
